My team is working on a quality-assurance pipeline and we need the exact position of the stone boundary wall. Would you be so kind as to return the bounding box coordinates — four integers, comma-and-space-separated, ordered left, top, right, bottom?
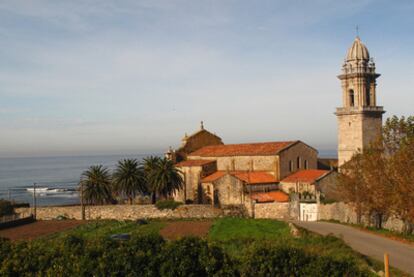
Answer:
318, 202, 404, 232
16, 204, 222, 220
253, 202, 290, 219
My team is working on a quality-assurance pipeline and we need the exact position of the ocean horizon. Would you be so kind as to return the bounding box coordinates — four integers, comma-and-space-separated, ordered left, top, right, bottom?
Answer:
0, 153, 158, 206
0, 149, 337, 207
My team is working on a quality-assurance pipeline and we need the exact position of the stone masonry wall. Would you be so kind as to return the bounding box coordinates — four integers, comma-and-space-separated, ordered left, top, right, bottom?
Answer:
254, 202, 290, 219
318, 202, 404, 232
16, 204, 222, 221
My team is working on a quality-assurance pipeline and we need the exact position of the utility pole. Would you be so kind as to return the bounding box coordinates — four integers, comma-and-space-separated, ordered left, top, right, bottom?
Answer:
32, 182, 37, 220
80, 180, 85, 220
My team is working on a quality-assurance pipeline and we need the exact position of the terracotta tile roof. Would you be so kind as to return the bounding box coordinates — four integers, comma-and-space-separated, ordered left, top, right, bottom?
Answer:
281, 170, 331, 184
250, 191, 289, 203
232, 172, 278, 184
175, 160, 215, 167
201, 171, 226, 183
189, 141, 297, 157
201, 171, 278, 184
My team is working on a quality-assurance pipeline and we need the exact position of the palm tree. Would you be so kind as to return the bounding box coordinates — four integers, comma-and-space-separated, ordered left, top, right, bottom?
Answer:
79, 165, 113, 205
147, 157, 183, 202
142, 156, 162, 203
113, 159, 146, 204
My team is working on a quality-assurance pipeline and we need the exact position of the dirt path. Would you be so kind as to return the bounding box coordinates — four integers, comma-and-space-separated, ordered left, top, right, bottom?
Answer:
0, 220, 84, 240
295, 221, 414, 276
160, 220, 213, 240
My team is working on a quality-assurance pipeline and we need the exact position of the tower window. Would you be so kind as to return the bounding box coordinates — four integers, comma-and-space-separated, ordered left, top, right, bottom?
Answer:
304, 160, 308, 169
297, 156, 301, 169
289, 161, 293, 172
349, 89, 355, 107
366, 88, 371, 106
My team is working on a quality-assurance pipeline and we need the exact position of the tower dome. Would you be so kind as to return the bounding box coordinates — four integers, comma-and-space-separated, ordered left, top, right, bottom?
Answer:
346, 36, 370, 61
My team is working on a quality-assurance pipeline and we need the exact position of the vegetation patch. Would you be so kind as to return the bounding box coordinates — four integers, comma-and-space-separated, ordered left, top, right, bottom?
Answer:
0, 234, 374, 277
0, 219, 407, 276
208, 217, 290, 241
155, 199, 183, 210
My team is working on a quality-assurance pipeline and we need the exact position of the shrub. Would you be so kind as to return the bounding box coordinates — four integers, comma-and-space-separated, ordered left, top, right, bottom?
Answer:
242, 245, 310, 276
304, 255, 370, 277
0, 199, 14, 216
0, 233, 370, 277
242, 244, 371, 277
155, 199, 182, 210
0, 237, 12, 262
157, 237, 237, 277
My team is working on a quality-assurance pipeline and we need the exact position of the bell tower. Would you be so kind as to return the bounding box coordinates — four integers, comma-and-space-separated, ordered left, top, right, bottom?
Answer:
336, 36, 385, 167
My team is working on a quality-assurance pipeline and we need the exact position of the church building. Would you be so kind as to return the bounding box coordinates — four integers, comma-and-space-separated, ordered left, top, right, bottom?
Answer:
168, 122, 329, 207
167, 36, 384, 207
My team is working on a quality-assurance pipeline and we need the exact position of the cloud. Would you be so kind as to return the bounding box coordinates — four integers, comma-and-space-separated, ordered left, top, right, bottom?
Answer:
0, 0, 412, 157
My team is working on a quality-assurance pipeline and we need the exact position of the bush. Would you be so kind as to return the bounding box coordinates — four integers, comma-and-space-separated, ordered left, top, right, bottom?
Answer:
155, 200, 182, 210
0, 199, 14, 216
158, 237, 237, 277
242, 244, 371, 277
0, 234, 372, 277
0, 237, 12, 262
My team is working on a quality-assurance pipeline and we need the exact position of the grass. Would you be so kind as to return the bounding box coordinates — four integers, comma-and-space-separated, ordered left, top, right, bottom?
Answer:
208, 217, 290, 241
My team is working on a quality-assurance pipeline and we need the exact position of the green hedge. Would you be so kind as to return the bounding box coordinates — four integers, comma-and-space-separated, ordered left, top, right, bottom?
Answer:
0, 235, 372, 276
155, 199, 182, 210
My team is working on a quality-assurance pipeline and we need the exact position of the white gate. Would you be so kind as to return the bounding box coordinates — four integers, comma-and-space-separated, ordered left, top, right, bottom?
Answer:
300, 203, 318, 221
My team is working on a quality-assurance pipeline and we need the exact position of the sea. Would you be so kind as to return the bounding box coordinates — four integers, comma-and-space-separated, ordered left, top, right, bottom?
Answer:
0, 154, 151, 207
0, 150, 336, 207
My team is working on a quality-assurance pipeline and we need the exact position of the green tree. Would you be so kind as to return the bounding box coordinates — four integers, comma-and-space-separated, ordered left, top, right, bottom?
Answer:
142, 156, 162, 204
146, 157, 183, 203
80, 165, 113, 205
113, 159, 146, 204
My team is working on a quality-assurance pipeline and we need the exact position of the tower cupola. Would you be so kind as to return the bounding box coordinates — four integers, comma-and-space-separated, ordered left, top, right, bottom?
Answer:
346, 36, 370, 61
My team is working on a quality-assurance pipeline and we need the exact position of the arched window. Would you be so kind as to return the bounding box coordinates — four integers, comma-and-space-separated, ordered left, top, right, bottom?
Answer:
289, 161, 293, 172
297, 156, 301, 169
349, 89, 355, 107
304, 160, 308, 169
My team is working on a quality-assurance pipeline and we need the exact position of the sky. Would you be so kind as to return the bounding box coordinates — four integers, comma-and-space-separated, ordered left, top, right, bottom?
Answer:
0, 0, 413, 158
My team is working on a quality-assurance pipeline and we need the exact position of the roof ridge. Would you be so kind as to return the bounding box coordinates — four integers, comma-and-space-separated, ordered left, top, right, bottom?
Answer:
189, 140, 301, 157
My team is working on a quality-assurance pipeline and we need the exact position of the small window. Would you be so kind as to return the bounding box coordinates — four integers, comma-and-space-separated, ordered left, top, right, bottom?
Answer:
366, 88, 371, 106
349, 89, 355, 107
297, 156, 301, 170
304, 160, 308, 169
289, 161, 293, 172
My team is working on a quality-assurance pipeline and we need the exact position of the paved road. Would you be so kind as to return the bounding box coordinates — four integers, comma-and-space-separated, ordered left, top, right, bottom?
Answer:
295, 221, 414, 276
